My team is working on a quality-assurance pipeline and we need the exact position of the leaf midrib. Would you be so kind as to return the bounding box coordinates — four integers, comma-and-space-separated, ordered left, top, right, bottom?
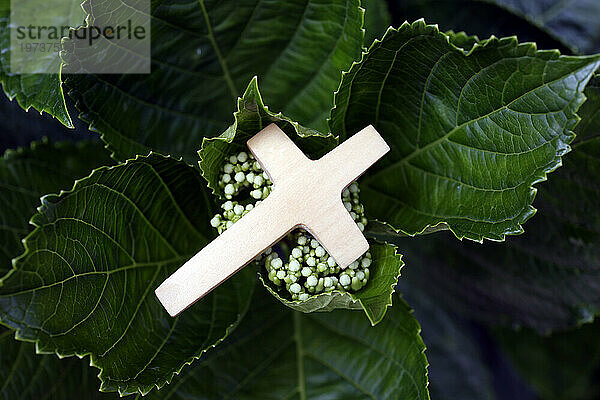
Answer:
366, 57, 597, 184
197, 0, 237, 99
294, 312, 307, 400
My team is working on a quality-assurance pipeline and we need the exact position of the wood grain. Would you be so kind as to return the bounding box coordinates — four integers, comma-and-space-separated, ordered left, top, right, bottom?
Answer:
156, 124, 390, 316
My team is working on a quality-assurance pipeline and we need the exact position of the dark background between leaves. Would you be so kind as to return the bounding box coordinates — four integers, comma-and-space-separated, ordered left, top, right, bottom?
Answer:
2, 0, 600, 398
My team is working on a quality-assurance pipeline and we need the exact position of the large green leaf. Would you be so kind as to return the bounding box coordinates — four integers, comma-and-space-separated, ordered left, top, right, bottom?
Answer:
379, 76, 600, 332
496, 320, 600, 400
0, 154, 255, 395
141, 290, 430, 400
64, 0, 364, 162
0, 140, 111, 277
0, 326, 119, 400
0, 0, 80, 127
330, 20, 600, 241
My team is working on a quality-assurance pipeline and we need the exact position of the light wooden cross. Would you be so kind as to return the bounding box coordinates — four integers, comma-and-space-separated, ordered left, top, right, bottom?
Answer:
155, 124, 390, 316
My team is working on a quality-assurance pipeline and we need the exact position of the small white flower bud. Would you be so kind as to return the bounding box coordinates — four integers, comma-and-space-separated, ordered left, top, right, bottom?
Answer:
289, 259, 301, 272
290, 283, 302, 294
301, 267, 312, 277
234, 172, 245, 182
233, 204, 244, 215
223, 201, 234, 211
251, 189, 262, 199
306, 275, 318, 287
271, 258, 283, 269
224, 184, 235, 195
315, 246, 325, 257
237, 152, 248, 162
340, 274, 351, 286
229, 155, 237, 164
292, 247, 303, 258
298, 293, 309, 301
223, 163, 234, 174
222, 174, 232, 183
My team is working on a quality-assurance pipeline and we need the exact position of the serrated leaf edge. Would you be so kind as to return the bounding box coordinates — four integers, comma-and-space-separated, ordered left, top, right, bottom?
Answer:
258, 241, 404, 326
198, 76, 337, 198
0, 151, 254, 397
329, 19, 600, 243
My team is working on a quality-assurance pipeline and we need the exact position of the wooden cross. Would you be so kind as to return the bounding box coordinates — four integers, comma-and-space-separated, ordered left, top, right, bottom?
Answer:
155, 124, 390, 316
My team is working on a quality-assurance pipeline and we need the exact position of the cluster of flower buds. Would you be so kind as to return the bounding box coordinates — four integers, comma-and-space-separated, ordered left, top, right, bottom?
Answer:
211, 150, 371, 301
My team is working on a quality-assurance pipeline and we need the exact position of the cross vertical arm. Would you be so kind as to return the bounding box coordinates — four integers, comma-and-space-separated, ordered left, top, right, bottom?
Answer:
247, 123, 310, 185
303, 197, 369, 269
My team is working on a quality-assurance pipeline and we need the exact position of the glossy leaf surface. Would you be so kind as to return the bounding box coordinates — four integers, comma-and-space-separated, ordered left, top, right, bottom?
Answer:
0, 154, 255, 395
331, 20, 600, 241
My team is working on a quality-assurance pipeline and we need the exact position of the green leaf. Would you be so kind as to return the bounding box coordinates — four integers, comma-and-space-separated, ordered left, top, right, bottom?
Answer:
361, 0, 391, 47
0, 0, 79, 127
0, 154, 255, 395
330, 20, 600, 241
0, 140, 112, 277
377, 76, 600, 332
198, 77, 337, 197
485, 0, 600, 54
64, 0, 364, 162
0, 326, 120, 400
261, 242, 403, 326
496, 320, 600, 400
446, 30, 479, 51
144, 290, 430, 400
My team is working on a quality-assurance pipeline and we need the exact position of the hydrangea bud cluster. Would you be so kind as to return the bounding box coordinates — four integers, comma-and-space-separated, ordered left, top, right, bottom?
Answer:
210, 150, 372, 301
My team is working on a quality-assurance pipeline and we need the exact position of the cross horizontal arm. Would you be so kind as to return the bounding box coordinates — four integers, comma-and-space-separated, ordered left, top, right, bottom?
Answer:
317, 125, 390, 191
